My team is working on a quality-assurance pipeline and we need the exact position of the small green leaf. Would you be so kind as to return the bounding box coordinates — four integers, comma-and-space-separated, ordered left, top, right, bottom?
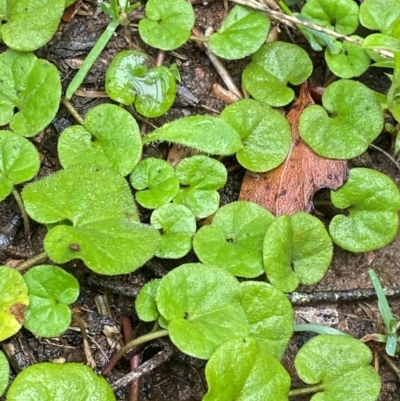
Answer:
203, 337, 291, 401
359, 0, 400, 34
130, 158, 179, 209
0, 266, 29, 341
156, 263, 249, 359
299, 80, 383, 159
173, 189, 219, 219
139, 0, 195, 51
329, 168, 400, 252
209, 5, 270, 60
135, 279, 161, 322
143, 115, 243, 155
23, 265, 79, 338
0, 351, 9, 397
241, 282, 293, 359
105, 50, 176, 118
242, 42, 313, 107
151, 204, 196, 259
363, 33, 400, 52
7, 362, 116, 401
0, 50, 61, 137
0, 131, 40, 201
295, 335, 381, 401
193, 201, 275, 278
220, 99, 291, 172
263, 213, 333, 293
58, 104, 142, 176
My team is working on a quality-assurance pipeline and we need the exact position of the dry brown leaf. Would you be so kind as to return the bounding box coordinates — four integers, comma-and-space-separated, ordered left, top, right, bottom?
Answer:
239, 83, 348, 216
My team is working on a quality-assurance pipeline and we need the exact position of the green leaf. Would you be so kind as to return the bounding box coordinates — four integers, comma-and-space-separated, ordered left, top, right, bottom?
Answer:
173, 188, 220, 219
301, 0, 359, 35
220, 99, 291, 172
242, 42, 313, 107
156, 263, 249, 359
138, 0, 195, 51
130, 157, 179, 209
359, 0, 400, 34
0, 131, 40, 201
329, 168, 400, 252
151, 204, 196, 259
143, 115, 243, 155
263, 213, 333, 293
295, 335, 381, 401
363, 33, 400, 52
1, 0, 65, 51
0, 50, 61, 137
0, 266, 29, 341
58, 104, 142, 176
299, 80, 383, 159
240, 282, 293, 359
23, 265, 79, 337
0, 351, 9, 397
193, 201, 275, 278
203, 337, 291, 401
6, 362, 116, 401
209, 5, 270, 60
105, 50, 176, 118
135, 279, 161, 322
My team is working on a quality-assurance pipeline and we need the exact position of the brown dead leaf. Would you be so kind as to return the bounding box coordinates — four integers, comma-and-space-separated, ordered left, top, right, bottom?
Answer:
239, 83, 348, 216
10, 303, 27, 324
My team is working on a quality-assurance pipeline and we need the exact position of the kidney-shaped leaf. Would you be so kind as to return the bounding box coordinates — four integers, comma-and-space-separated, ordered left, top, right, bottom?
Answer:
135, 279, 161, 322
156, 263, 249, 359
299, 80, 383, 159
329, 168, 400, 252
6, 362, 116, 401
295, 335, 381, 401
0, 50, 61, 137
0, 351, 9, 397
58, 104, 142, 176
359, 0, 400, 34
242, 42, 313, 107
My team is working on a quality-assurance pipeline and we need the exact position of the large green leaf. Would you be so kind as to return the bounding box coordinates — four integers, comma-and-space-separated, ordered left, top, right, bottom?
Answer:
0, 351, 8, 397
359, 0, 400, 34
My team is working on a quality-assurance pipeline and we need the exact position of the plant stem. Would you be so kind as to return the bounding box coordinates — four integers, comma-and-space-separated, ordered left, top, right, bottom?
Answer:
190, 36, 210, 42
11, 188, 30, 240
369, 143, 400, 171
381, 353, 400, 380
15, 251, 48, 272
289, 383, 325, 396
61, 98, 85, 125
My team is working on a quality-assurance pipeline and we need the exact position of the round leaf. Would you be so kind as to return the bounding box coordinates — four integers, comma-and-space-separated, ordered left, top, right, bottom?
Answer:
359, 0, 400, 34
209, 5, 270, 60
138, 0, 195, 51
263, 213, 333, 293
220, 99, 291, 172
242, 42, 313, 107
6, 362, 116, 401
135, 279, 161, 322
156, 263, 249, 359
329, 168, 400, 252
193, 201, 275, 278
0, 351, 9, 397
203, 337, 291, 401
58, 104, 142, 176
299, 80, 383, 159
295, 335, 381, 401
23, 265, 79, 337
173, 188, 220, 219
0, 266, 29, 341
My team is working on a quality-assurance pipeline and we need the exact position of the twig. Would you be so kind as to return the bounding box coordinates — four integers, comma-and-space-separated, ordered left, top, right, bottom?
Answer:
73, 313, 96, 368
15, 251, 48, 272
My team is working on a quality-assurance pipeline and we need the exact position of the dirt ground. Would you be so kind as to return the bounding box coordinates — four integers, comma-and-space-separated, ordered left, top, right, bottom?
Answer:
1, 1, 400, 400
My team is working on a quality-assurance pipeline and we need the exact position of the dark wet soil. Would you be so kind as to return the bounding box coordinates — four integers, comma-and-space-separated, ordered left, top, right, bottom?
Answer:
1, 1, 400, 401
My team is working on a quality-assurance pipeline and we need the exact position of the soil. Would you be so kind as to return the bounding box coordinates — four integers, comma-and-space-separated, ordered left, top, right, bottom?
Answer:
1, 1, 400, 400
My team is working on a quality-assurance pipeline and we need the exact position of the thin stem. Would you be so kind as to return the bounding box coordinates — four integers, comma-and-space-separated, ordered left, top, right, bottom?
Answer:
61, 98, 85, 125
190, 36, 210, 42
381, 352, 400, 380
369, 143, 400, 171
16, 251, 48, 272
289, 383, 325, 397
11, 188, 30, 240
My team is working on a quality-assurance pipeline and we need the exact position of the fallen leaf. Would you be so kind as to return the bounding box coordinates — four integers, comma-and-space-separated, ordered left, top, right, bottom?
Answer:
62, 0, 83, 23
239, 83, 348, 216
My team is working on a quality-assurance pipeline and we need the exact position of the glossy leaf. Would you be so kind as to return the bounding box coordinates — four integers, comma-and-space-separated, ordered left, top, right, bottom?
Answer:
173, 188, 220, 219
143, 115, 243, 155
295, 335, 381, 401
130, 158, 179, 209
0, 266, 29, 341
135, 279, 161, 322
0, 50, 61, 137
156, 263, 249, 359
58, 104, 141, 176
220, 99, 291, 172
151, 204, 196, 259
203, 337, 291, 401
329, 168, 400, 252
7, 362, 116, 401
242, 42, 313, 107
209, 5, 270, 60
0, 351, 8, 397
193, 201, 275, 278
138, 0, 195, 51
263, 213, 333, 293
0, 131, 40, 201
106, 50, 176, 118
299, 80, 383, 159
359, 0, 400, 34
23, 265, 79, 337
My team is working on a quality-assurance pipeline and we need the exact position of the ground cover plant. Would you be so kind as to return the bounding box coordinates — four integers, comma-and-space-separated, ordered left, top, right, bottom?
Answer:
1, 0, 400, 399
